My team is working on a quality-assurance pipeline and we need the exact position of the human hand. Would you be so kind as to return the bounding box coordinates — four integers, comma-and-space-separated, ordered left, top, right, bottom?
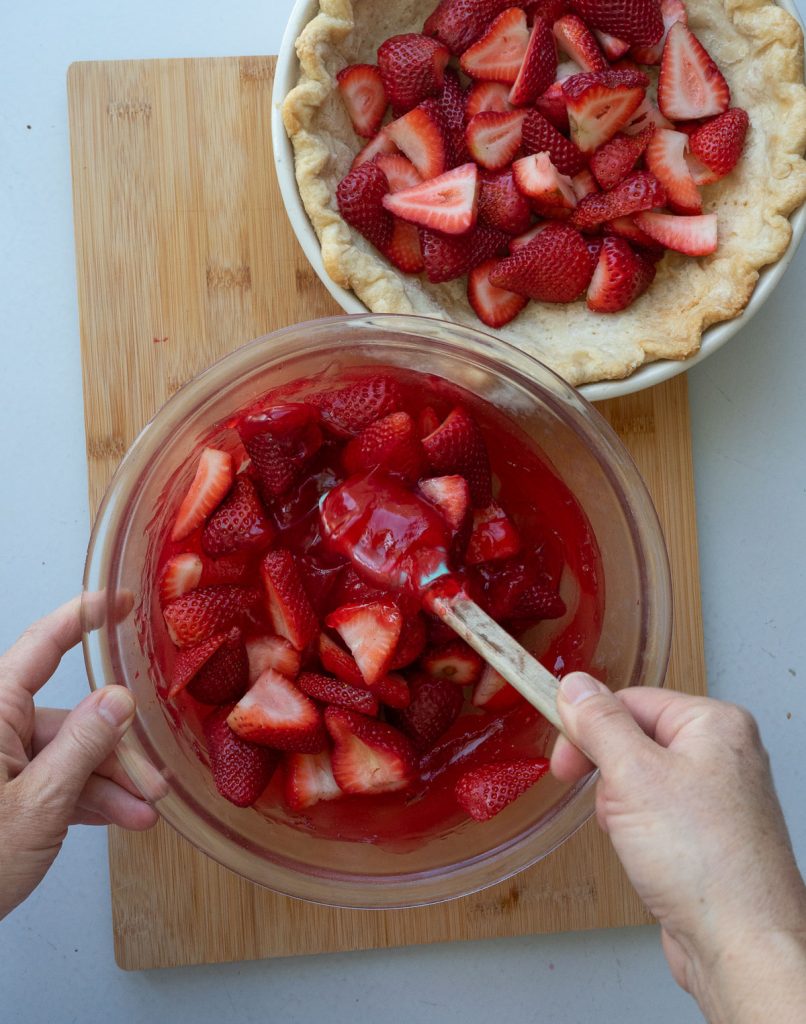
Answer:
0, 596, 163, 921
551, 675, 806, 1023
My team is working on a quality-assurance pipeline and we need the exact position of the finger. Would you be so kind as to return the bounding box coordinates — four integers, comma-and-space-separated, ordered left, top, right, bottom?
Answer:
615, 687, 714, 748
81, 588, 135, 632
550, 732, 596, 783
0, 597, 83, 697
19, 685, 136, 819
76, 774, 159, 831
70, 810, 111, 826
554, 672, 659, 775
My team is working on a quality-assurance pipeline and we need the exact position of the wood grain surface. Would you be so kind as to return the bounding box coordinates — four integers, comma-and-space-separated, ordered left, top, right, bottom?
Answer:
67, 56, 707, 971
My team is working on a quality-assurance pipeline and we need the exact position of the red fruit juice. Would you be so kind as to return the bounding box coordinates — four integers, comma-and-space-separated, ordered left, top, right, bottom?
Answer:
148, 366, 604, 846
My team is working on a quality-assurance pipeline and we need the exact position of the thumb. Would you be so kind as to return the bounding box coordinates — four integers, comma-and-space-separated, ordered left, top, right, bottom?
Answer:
556, 672, 656, 774
20, 686, 136, 821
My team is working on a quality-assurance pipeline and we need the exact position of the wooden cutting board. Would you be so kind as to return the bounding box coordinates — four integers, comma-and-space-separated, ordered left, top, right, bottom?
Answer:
67, 56, 707, 971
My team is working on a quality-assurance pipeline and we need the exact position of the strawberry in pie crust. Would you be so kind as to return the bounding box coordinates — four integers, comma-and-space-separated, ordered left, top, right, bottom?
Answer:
282, 0, 806, 386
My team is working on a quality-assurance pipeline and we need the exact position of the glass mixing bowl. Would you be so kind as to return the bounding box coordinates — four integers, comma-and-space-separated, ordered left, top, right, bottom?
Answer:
82, 313, 672, 909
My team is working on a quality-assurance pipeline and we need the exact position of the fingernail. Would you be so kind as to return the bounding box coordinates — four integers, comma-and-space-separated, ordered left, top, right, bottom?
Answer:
97, 686, 135, 727
559, 672, 602, 705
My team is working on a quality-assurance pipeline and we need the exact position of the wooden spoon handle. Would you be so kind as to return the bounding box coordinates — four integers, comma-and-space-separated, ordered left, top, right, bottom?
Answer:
430, 591, 566, 736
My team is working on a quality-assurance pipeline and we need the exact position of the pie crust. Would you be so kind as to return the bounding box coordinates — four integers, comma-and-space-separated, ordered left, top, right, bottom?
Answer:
283, 0, 806, 386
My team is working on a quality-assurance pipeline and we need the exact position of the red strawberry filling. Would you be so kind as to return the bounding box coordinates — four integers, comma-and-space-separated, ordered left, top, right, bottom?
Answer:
330, 0, 749, 328
153, 366, 605, 840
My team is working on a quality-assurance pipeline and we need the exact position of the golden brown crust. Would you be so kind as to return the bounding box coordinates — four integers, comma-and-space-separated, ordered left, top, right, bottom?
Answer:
283, 0, 806, 386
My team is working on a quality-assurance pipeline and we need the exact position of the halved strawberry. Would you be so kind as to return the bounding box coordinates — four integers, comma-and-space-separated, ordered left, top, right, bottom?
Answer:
571, 170, 666, 230
378, 33, 450, 115
185, 627, 248, 705
489, 221, 595, 302
465, 80, 513, 119
509, 15, 556, 106
521, 109, 586, 177
455, 758, 550, 821
337, 64, 388, 138
311, 375, 402, 438
343, 410, 424, 481
319, 633, 413, 708
296, 670, 380, 717
351, 131, 399, 169
465, 110, 526, 171
261, 548, 318, 651
622, 95, 673, 136
424, 0, 515, 55
325, 706, 417, 795
478, 169, 533, 234
508, 222, 550, 253
163, 585, 260, 648
382, 162, 478, 234
422, 639, 485, 686
325, 601, 403, 686
394, 673, 464, 750
644, 128, 701, 214
171, 447, 234, 541
238, 404, 323, 500
417, 406, 442, 439
631, 0, 687, 64
204, 707, 279, 807
170, 630, 229, 698
375, 153, 423, 192
590, 126, 654, 189
468, 258, 530, 328
689, 108, 749, 180
594, 29, 631, 60
563, 69, 648, 152
571, 168, 599, 200
419, 475, 471, 531
586, 235, 656, 312
633, 210, 718, 255
422, 406, 492, 507
159, 553, 203, 604
337, 161, 394, 251
535, 80, 570, 132
385, 105, 447, 180
553, 15, 608, 72
420, 224, 508, 283
245, 633, 302, 683
384, 217, 426, 273
228, 669, 327, 752
201, 476, 274, 557
512, 153, 577, 212
604, 214, 666, 253
658, 23, 730, 120
472, 664, 524, 711
459, 8, 531, 83
568, 0, 663, 46
389, 612, 429, 669
283, 750, 343, 811
466, 501, 521, 564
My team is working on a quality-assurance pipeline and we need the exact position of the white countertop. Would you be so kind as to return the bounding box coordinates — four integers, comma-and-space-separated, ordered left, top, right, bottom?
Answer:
1, 2, 804, 1020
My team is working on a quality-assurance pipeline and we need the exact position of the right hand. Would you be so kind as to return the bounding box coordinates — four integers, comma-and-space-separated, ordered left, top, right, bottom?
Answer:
551, 674, 806, 1020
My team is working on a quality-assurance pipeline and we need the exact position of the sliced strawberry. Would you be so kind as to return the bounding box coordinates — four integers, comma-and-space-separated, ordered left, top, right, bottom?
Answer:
328, 567, 388, 610
336, 160, 394, 251
568, 0, 663, 46
465, 110, 526, 171
169, 630, 229, 698
204, 707, 279, 807
633, 210, 718, 255
436, 67, 470, 167
312, 375, 402, 438
384, 217, 425, 273
238, 404, 322, 500
325, 706, 417, 795
472, 664, 525, 711
468, 258, 530, 328
571, 168, 599, 200
296, 553, 346, 615
343, 410, 424, 481
478, 169, 533, 235
171, 447, 234, 541
658, 23, 730, 121
586, 235, 656, 312
185, 627, 248, 705
375, 153, 423, 192
489, 221, 594, 302
535, 81, 570, 132
512, 153, 577, 212
200, 552, 253, 587
623, 95, 673, 136
466, 501, 522, 564
604, 214, 666, 253
351, 131, 399, 170
378, 33, 450, 116
417, 406, 442, 439
553, 15, 608, 73
422, 406, 492, 507
394, 673, 464, 750
594, 29, 631, 60
645, 127, 701, 214
420, 223, 508, 283
318, 631, 367, 686
525, 0, 569, 20
260, 548, 318, 651
385, 104, 447, 180
201, 476, 274, 557
455, 757, 550, 821
389, 612, 429, 670
689, 108, 749, 180
474, 556, 565, 621
382, 162, 478, 233
283, 750, 343, 810
159, 552, 203, 604
509, 16, 556, 106
686, 153, 722, 187
631, 0, 687, 64
571, 171, 666, 230
163, 585, 259, 648
465, 80, 513, 119
422, 639, 485, 685
418, 474, 471, 532
228, 670, 326, 753
336, 63, 388, 138
563, 69, 648, 152
521, 110, 586, 176
297, 670, 380, 717
245, 633, 302, 683
459, 8, 531, 84
590, 126, 654, 189
373, 673, 413, 709
424, 0, 515, 55
508, 222, 550, 253
325, 601, 403, 686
